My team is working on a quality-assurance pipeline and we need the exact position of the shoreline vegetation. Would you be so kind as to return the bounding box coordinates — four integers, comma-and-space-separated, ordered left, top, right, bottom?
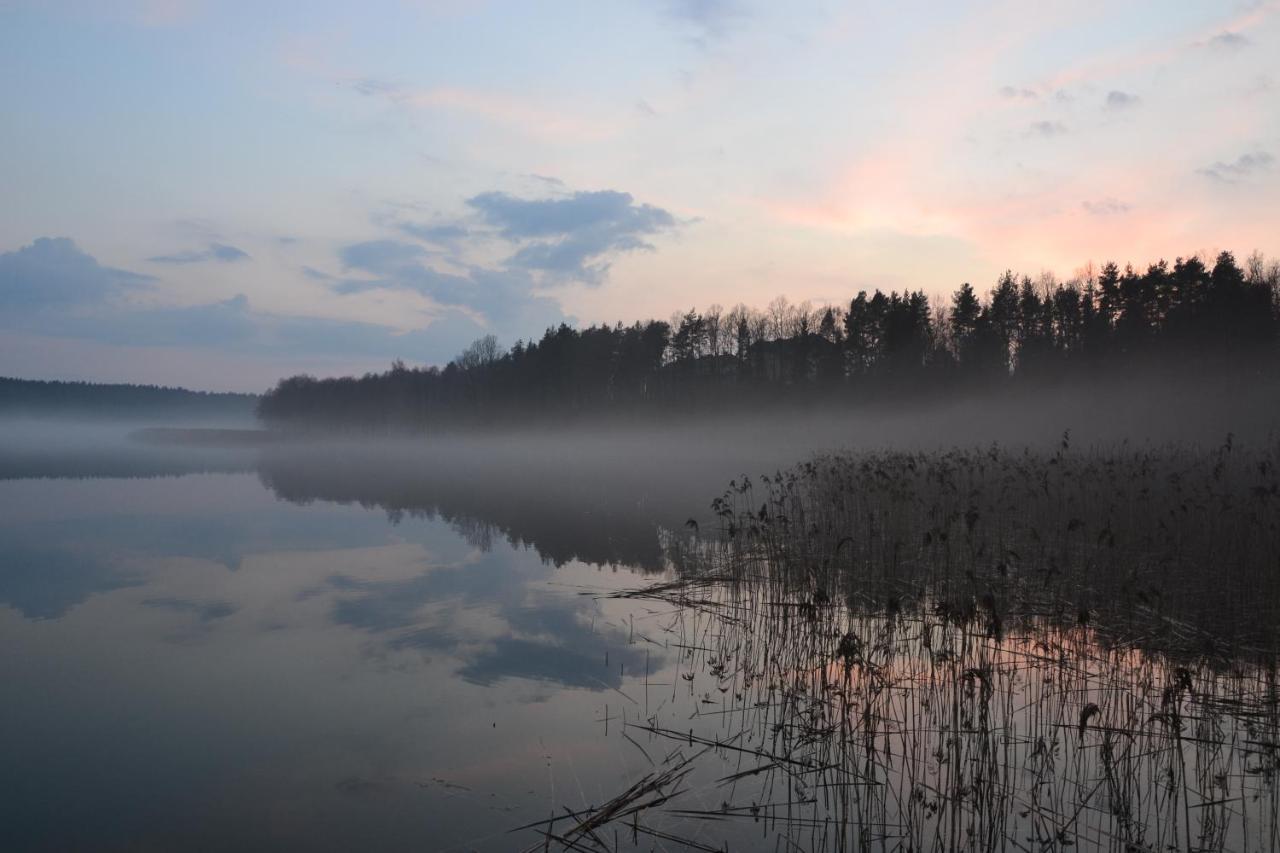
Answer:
257, 251, 1280, 431
0, 376, 257, 423
516, 440, 1280, 851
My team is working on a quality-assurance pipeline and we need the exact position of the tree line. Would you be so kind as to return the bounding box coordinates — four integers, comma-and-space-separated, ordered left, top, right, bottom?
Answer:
1, 377, 258, 421
257, 250, 1280, 429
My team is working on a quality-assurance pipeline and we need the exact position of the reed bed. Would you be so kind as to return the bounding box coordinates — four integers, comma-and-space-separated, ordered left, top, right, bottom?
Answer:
691, 435, 1280, 656
517, 439, 1280, 851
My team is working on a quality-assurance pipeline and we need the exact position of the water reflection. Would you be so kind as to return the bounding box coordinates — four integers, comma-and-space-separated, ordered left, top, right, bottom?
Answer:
577, 574, 1280, 852
0, 450, 682, 852
256, 442, 698, 571
6, 437, 1278, 851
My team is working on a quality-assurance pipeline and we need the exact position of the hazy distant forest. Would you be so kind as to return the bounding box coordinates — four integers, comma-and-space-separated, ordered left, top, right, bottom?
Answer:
0, 377, 257, 421
258, 251, 1280, 428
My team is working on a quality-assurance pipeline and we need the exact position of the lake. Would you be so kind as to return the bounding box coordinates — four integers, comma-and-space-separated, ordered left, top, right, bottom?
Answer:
3, 426, 1279, 852
0, 454, 705, 851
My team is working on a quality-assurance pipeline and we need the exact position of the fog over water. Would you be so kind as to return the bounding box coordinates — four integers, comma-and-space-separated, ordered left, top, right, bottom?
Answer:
1, 371, 1278, 852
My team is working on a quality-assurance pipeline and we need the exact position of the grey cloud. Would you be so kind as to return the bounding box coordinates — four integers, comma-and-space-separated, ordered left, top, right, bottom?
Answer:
0, 237, 151, 310
333, 186, 677, 339
398, 222, 469, 245
332, 555, 656, 690
1082, 198, 1131, 216
211, 244, 250, 261
267, 309, 488, 364
340, 240, 429, 274
4, 289, 257, 349
151, 248, 199, 264
506, 235, 639, 284
457, 634, 644, 689
7, 188, 671, 370
148, 242, 250, 264
0, 536, 143, 620
463, 266, 569, 328
110, 295, 488, 364
301, 266, 336, 282
466, 189, 678, 283
1029, 120, 1068, 138
1105, 90, 1140, 110
1208, 31, 1249, 50
0, 237, 497, 366
467, 189, 674, 239
89, 295, 257, 348
142, 597, 237, 622
999, 86, 1037, 100
352, 77, 399, 96
1197, 151, 1274, 183
332, 240, 568, 331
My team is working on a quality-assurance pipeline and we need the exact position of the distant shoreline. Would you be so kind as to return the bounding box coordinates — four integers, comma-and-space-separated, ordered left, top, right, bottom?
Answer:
128, 427, 290, 448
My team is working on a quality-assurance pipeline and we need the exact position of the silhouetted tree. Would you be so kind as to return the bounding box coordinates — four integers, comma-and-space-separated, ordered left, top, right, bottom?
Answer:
256, 248, 1280, 429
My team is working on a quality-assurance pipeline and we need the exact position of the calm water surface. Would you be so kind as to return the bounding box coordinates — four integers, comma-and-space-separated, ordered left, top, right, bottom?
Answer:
5, 431, 1279, 852
0, 465, 696, 852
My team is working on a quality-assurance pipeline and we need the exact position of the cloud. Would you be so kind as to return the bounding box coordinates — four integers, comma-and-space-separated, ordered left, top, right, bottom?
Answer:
1028, 120, 1068, 138
267, 309, 490, 363
331, 187, 681, 338
467, 190, 671, 239
3, 191, 676, 372
148, 242, 251, 264
0, 237, 498, 366
209, 243, 250, 261
398, 222, 469, 245
0, 237, 151, 310
352, 77, 399, 96
1082, 198, 1131, 216
999, 86, 1038, 100
1197, 151, 1274, 183
332, 240, 568, 331
142, 597, 237, 622
301, 266, 335, 282
664, 0, 748, 42
1105, 90, 1140, 110
0, 535, 142, 619
339, 240, 428, 274
109, 292, 487, 363
466, 189, 679, 283
1207, 30, 1250, 50
89, 295, 257, 348
330, 554, 657, 690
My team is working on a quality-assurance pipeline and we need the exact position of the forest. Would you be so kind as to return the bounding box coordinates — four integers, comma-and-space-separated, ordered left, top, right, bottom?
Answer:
257, 250, 1280, 429
0, 377, 258, 422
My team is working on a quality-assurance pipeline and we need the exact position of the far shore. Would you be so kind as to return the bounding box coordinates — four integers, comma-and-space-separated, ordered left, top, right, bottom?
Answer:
128, 427, 294, 448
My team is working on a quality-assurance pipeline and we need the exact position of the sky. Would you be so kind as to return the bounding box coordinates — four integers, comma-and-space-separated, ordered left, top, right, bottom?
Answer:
1, 0, 1278, 391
